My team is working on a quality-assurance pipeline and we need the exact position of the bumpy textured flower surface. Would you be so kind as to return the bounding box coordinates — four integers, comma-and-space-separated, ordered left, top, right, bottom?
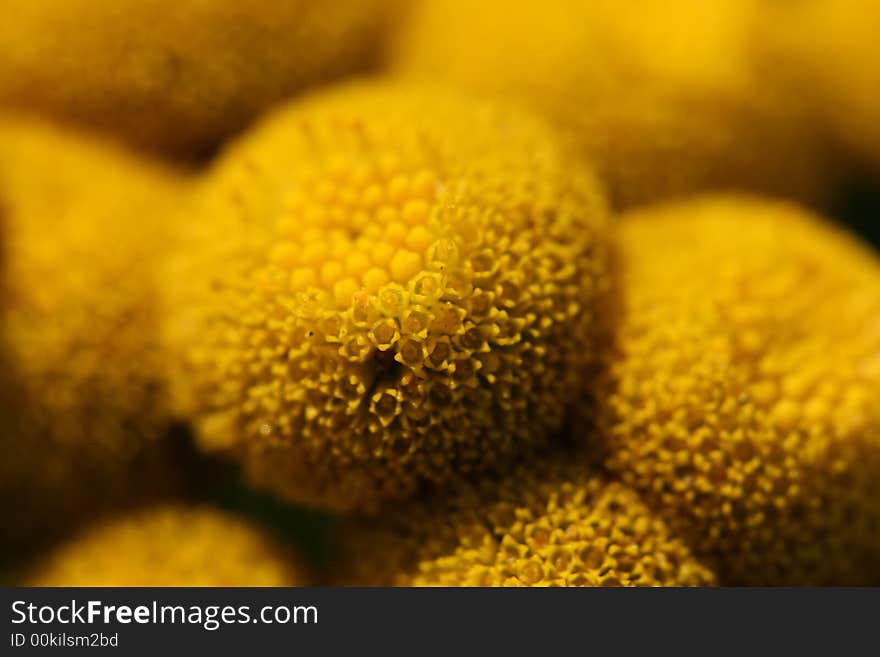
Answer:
595, 196, 880, 585
759, 0, 880, 164
334, 453, 716, 586
0, 118, 189, 552
389, 0, 833, 209
27, 506, 305, 586
168, 81, 610, 512
0, 1, 394, 159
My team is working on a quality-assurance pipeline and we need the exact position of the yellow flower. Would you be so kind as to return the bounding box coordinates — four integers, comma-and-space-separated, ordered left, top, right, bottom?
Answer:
26, 506, 306, 586
0, 0, 395, 158
334, 453, 716, 586
0, 118, 188, 553
759, 0, 880, 165
594, 196, 880, 584
389, 0, 833, 209
167, 81, 610, 512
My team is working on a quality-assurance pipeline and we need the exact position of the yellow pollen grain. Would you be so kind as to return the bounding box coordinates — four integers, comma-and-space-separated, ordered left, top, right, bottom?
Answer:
320, 261, 345, 286
402, 199, 430, 226
290, 267, 318, 291
405, 225, 434, 253
334, 277, 360, 308
345, 252, 372, 277
362, 267, 390, 294
331, 235, 353, 260
269, 242, 298, 268
388, 175, 410, 203
301, 242, 329, 266
362, 184, 384, 208
303, 227, 325, 242
771, 399, 800, 431
379, 153, 400, 176
390, 250, 423, 283
385, 221, 408, 246
376, 205, 398, 225
372, 242, 395, 267
303, 203, 327, 226
277, 216, 299, 239
412, 170, 437, 200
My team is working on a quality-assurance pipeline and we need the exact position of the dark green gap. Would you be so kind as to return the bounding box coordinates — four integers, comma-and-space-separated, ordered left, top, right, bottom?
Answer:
209, 473, 339, 572
169, 422, 339, 572
831, 178, 880, 250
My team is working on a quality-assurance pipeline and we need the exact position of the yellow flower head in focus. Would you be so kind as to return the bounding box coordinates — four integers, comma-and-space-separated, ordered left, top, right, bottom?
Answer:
595, 196, 880, 585
0, 118, 189, 553
390, 0, 833, 209
334, 453, 716, 586
27, 506, 306, 586
168, 81, 610, 512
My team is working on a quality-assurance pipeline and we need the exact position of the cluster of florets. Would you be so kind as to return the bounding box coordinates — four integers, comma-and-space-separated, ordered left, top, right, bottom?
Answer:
336, 454, 716, 587
595, 197, 880, 584
170, 82, 610, 512
3, 0, 880, 591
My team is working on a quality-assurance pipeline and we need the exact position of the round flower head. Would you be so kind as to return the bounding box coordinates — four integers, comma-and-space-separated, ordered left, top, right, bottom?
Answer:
334, 453, 716, 586
759, 0, 880, 166
389, 0, 833, 209
168, 81, 610, 512
0, 118, 188, 553
0, 0, 394, 159
596, 196, 880, 585
27, 506, 306, 586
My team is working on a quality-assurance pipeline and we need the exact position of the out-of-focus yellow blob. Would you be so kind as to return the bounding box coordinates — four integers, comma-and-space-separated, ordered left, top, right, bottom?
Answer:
27, 506, 306, 586
594, 196, 880, 584
760, 0, 880, 167
390, 0, 833, 209
167, 81, 610, 513
334, 453, 716, 586
0, 118, 189, 553
0, 1, 395, 160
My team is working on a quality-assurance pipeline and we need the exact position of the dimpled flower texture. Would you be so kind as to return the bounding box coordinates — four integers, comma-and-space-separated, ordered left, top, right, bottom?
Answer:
169, 82, 609, 512
336, 455, 716, 586
0, 118, 187, 550
0, 0, 393, 158
390, 0, 831, 209
27, 506, 305, 586
598, 197, 880, 585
